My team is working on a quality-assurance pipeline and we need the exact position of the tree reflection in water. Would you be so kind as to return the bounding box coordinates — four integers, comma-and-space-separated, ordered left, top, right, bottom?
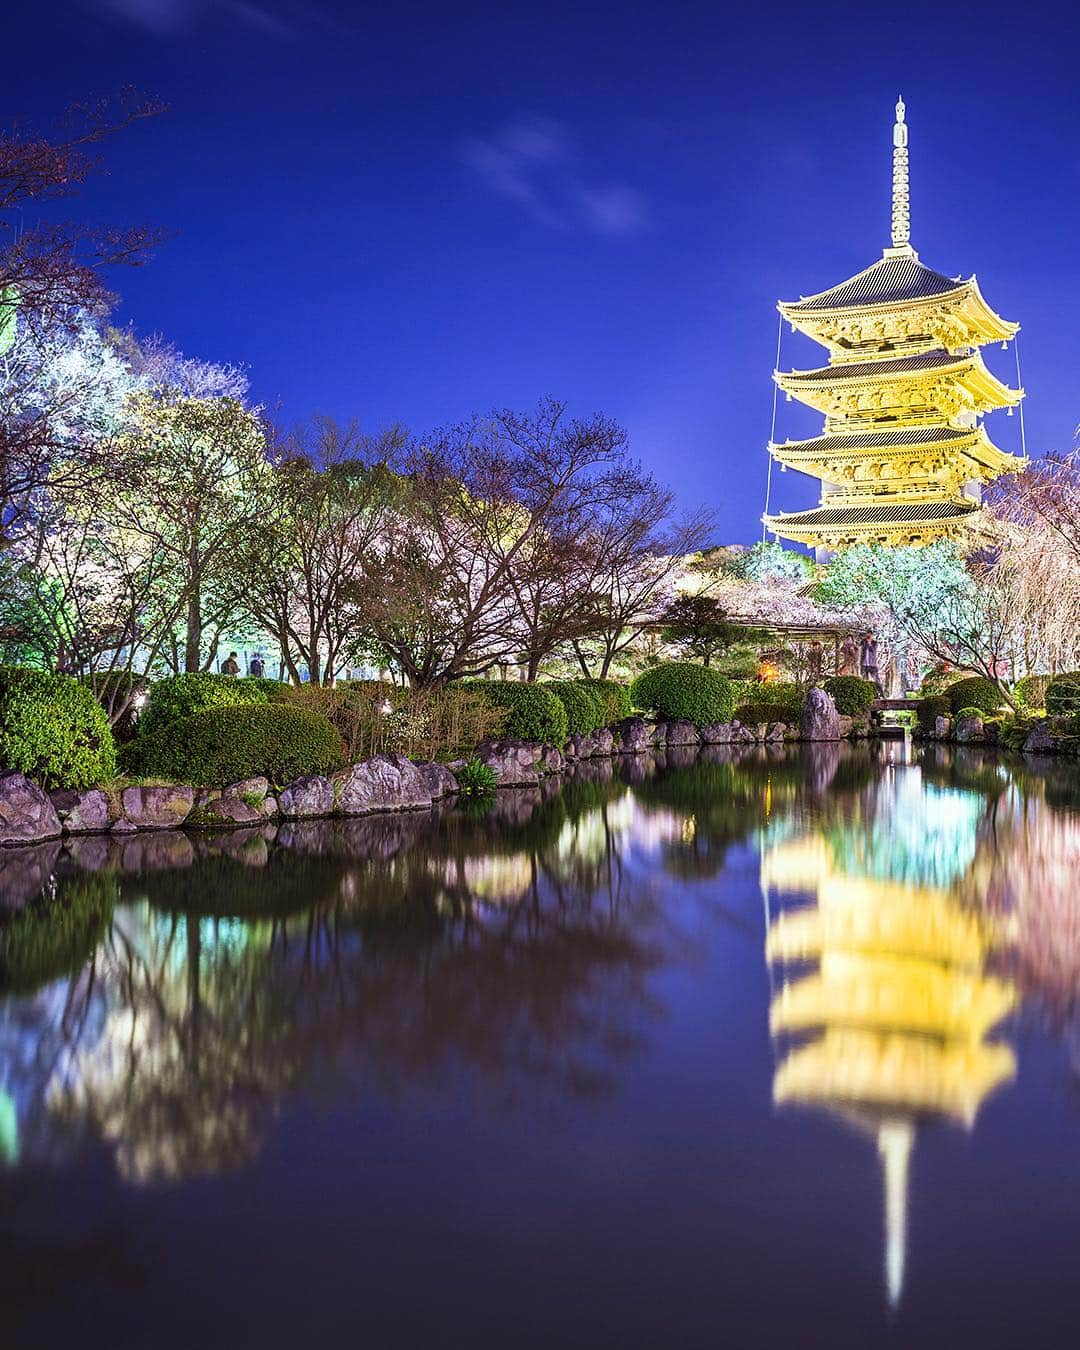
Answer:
0, 753, 761, 1184
3, 738, 1080, 1274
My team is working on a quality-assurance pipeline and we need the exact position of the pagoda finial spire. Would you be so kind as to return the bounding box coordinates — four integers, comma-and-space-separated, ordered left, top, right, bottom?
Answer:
891, 95, 911, 249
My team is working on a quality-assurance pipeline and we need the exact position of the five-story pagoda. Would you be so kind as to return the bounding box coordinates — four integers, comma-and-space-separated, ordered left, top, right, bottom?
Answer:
763, 99, 1025, 555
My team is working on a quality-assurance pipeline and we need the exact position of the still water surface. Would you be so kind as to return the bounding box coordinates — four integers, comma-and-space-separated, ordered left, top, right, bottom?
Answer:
2, 744, 1080, 1348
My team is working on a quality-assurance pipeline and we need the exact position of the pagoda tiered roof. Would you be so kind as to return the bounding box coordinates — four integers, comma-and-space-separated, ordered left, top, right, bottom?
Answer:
763, 100, 1026, 551
769, 425, 1016, 483
780, 251, 963, 314
778, 250, 1018, 356
763, 500, 981, 548
775, 348, 1022, 423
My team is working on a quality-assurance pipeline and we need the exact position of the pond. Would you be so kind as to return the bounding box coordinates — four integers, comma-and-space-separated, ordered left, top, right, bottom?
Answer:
2, 743, 1080, 1349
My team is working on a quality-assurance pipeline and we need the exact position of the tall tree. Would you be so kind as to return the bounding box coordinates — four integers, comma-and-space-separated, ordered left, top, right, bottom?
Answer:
368, 401, 641, 686
108, 392, 270, 672
240, 419, 405, 685
0, 93, 163, 544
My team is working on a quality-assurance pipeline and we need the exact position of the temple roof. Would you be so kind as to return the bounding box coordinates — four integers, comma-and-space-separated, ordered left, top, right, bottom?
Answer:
781, 350, 966, 385
780, 251, 964, 315
777, 249, 961, 314
772, 426, 974, 454
766, 501, 975, 529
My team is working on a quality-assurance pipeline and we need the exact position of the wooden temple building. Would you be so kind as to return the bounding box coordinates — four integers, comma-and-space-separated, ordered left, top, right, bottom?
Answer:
764, 99, 1025, 555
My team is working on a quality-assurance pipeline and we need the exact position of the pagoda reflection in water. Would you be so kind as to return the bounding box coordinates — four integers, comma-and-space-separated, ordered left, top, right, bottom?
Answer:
762, 763, 1016, 1308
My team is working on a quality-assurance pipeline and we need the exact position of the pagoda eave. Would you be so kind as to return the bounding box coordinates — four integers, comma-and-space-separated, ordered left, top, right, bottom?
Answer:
763, 500, 986, 549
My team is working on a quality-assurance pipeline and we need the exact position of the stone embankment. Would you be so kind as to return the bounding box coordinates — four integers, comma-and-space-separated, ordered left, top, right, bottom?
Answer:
0, 702, 854, 847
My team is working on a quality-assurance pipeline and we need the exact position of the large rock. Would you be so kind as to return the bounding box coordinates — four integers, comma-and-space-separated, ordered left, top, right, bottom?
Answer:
334, 754, 432, 816
664, 720, 701, 746
800, 687, 842, 741
592, 728, 614, 757
0, 772, 64, 847
50, 787, 115, 833
537, 744, 564, 775
955, 714, 984, 743
836, 715, 853, 739
1023, 720, 1057, 755
474, 739, 542, 787
414, 761, 458, 799
700, 721, 736, 744
119, 785, 194, 830
188, 794, 265, 827
934, 715, 951, 739
613, 718, 655, 753
278, 774, 335, 819
765, 722, 786, 741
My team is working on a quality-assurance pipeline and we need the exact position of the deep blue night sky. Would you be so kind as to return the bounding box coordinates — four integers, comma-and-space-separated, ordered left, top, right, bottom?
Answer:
6, 0, 1079, 541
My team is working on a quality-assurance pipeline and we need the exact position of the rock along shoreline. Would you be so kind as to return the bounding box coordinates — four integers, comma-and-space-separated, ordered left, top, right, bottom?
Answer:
0, 711, 860, 848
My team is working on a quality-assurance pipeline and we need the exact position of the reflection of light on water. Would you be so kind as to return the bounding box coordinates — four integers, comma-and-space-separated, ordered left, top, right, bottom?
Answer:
0, 1087, 17, 1166
879, 1119, 912, 1310
764, 769, 1016, 1311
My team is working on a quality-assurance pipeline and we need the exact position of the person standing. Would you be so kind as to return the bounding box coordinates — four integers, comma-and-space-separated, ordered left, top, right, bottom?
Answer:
839, 635, 858, 676
860, 633, 881, 694
249, 653, 265, 678
221, 652, 240, 677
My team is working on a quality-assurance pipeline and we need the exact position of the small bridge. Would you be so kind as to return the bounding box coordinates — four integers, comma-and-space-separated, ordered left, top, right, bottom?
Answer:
870, 698, 917, 739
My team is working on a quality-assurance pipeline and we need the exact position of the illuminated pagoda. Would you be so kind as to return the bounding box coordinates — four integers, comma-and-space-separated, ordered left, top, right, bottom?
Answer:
763, 99, 1025, 554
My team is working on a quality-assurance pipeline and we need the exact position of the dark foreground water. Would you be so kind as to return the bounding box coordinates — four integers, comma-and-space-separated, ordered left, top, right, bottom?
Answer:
2, 743, 1080, 1349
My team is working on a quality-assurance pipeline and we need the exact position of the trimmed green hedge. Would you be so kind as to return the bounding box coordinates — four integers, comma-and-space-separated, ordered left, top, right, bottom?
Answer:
917, 696, 950, 732
122, 703, 345, 787
947, 677, 1004, 716
576, 678, 633, 725
0, 667, 116, 788
630, 662, 736, 726
822, 675, 878, 718
466, 682, 569, 745
544, 681, 605, 735
734, 702, 796, 726
1046, 672, 1080, 717
139, 672, 270, 739
739, 681, 803, 721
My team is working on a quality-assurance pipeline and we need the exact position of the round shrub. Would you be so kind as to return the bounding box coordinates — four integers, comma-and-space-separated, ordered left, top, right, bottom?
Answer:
1046, 671, 1080, 717
955, 706, 984, 720
0, 667, 116, 788
630, 662, 736, 726
576, 679, 633, 725
946, 677, 1004, 716
917, 696, 949, 732
822, 675, 878, 718
1012, 674, 1051, 712
920, 665, 965, 698
123, 703, 345, 787
545, 681, 605, 735
466, 682, 568, 745
242, 675, 294, 702
139, 672, 269, 739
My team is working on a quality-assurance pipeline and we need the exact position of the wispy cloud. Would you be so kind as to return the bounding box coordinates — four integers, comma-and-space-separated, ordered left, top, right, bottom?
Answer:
462, 118, 649, 237
91, 0, 292, 37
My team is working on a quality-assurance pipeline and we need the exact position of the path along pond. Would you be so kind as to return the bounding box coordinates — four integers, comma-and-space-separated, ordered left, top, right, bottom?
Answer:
2, 742, 1080, 1349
